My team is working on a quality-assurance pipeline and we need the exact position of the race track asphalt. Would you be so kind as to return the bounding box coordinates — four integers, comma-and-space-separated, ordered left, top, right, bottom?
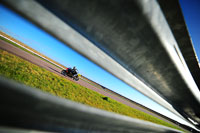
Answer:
0, 39, 177, 126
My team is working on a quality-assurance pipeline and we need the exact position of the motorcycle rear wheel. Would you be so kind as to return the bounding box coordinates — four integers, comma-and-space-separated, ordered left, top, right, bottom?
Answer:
61, 70, 66, 76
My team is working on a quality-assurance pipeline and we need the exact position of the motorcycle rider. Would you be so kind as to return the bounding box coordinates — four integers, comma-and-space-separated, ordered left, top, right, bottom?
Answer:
67, 66, 77, 74
62, 66, 79, 81
73, 66, 77, 71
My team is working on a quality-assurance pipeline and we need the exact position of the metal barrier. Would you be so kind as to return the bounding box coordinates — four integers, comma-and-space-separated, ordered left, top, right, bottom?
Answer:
0, 77, 181, 132
1, 0, 200, 131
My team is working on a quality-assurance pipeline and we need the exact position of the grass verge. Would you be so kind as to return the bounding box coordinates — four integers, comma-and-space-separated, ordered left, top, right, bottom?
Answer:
0, 32, 64, 69
0, 49, 182, 131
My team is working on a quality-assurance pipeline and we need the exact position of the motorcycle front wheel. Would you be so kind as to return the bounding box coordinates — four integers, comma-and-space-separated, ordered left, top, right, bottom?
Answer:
73, 76, 79, 81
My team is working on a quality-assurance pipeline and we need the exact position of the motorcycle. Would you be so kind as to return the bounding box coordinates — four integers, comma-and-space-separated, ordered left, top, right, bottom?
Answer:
61, 68, 79, 81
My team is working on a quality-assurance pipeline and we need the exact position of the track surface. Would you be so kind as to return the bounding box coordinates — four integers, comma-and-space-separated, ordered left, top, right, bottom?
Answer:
0, 39, 177, 126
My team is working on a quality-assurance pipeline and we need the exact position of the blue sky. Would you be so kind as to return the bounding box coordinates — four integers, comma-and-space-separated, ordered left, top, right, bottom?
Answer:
0, 1, 199, 126
0, 4, 155, 107
179, 0, 200, 61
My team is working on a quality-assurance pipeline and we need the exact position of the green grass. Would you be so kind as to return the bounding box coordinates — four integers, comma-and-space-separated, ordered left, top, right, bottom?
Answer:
0, 49, 183, 131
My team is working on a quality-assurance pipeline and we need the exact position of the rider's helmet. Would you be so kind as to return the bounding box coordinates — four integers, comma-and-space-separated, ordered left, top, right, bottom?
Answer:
73, 66, 76, 70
